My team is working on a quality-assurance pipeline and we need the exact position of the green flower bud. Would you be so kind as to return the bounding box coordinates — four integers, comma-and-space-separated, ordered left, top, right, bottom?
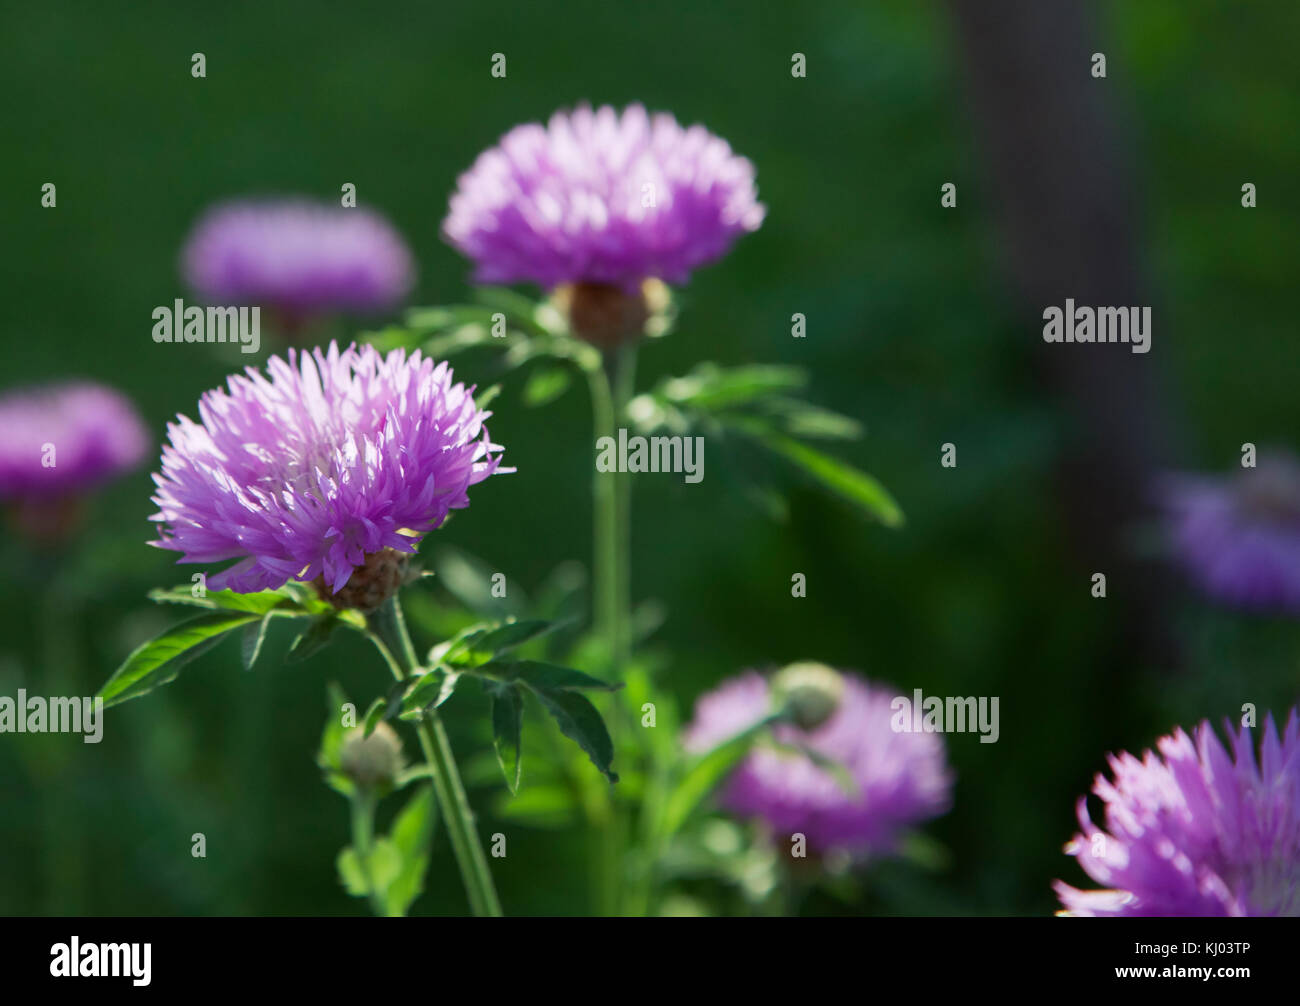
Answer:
772, 661, 845, 731
339, 721, 404, 790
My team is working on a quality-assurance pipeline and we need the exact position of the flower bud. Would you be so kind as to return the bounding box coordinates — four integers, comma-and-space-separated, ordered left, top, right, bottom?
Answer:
339, 721, 404, 790
772, 661, 845, 732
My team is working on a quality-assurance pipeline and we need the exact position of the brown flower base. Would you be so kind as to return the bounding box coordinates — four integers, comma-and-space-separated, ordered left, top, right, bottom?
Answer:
314, 547, 410, 612
558, 281, 650, 349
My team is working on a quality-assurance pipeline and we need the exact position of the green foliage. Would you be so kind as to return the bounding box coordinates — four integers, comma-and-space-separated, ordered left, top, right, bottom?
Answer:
99, 610, 263, 708
102, 583, 355, 707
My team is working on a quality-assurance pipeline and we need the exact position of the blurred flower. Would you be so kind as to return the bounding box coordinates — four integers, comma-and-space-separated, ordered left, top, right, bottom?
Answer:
150, 342, 507, 596
181, 199, 414, 323
1161, 452, 1300, 614
1056, 709, 1300, 916
683, 666, 952, 858
0, 382, 148, 539
443, 103, 763, 345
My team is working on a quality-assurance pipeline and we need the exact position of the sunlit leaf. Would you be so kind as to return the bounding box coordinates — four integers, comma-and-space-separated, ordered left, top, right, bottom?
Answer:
99, 611, 261, 707
384, 785, 438, 916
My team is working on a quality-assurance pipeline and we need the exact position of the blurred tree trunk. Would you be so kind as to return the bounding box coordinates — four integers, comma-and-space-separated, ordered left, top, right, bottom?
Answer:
945, 0, 1182, 668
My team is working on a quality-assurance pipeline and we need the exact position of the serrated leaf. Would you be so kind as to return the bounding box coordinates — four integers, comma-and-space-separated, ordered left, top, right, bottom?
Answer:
400, 667, 459, 716
99, 611, 261, 707
440, 619, 556, 667
486, 659, 619, 692
489, 683, 524, 794
240, 613, 272, 671
528, 686, 618, 783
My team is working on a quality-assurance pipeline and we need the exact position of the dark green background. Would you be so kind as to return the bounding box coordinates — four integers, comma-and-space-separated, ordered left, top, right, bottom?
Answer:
1, 1, 1297, 915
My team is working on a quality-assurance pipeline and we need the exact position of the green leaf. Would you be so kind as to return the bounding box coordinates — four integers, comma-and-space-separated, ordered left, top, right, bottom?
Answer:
495, 785, 579, 829
760, 398, 864, 440
99, 611, 260, 707
405, 304, 497, 333
523, 364, 572, 407
384, 785, 438, 916
438, 619, 557, 667
660, 716, 776, 836
430, 546, 524, 616
362, 697, 387, 738
770, 740, 860, 798
147, 586, 291, 615
472, 286, 550, 335
318, 683, 351, 774
240, 613, 272, 671
400, 667, 459, 716
486, 659, 620, 693
489, 683, 524, 794
528, 686, 618, 783
287, 616, 340, 663
336, 840, 401, 899
725, 417, 904, 527
476, 383, 502, 410
659, 364, 807, 411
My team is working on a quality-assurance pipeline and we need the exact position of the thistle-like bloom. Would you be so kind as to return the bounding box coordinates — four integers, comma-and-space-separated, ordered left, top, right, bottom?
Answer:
1161, 453, 1300, 614
683, 666, 952, 857
443, 103, 765, 291
1056, 710, 1300, 916
0, 381, 148, 501
182, 200, 414, 320
150, 342, 506, 595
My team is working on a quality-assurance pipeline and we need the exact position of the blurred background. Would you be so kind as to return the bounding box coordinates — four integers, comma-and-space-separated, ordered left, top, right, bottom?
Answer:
1, 0, 1297, 915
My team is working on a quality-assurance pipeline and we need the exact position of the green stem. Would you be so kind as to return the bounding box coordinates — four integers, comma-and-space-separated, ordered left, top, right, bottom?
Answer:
588, 360, 621, 675
584, 346, 638, 915
368, 596, 503, 917
349, 790, 386, 916
611, 344, 637, 673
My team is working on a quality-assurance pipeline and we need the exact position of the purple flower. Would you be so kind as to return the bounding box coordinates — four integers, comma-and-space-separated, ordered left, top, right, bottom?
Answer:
149, 342, 507, 594
1161, 452, 1300, 614
443, 103, 765, 291
683, 666, 952, 857
182, 200, 414, 320
1056, 710, 1300, 916
0, 382, 148, 501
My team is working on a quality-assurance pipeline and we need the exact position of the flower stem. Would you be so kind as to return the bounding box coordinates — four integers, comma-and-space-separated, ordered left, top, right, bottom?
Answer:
584, 345, 637, 915
368, 595, 503, 917
349, 789, 387, 916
